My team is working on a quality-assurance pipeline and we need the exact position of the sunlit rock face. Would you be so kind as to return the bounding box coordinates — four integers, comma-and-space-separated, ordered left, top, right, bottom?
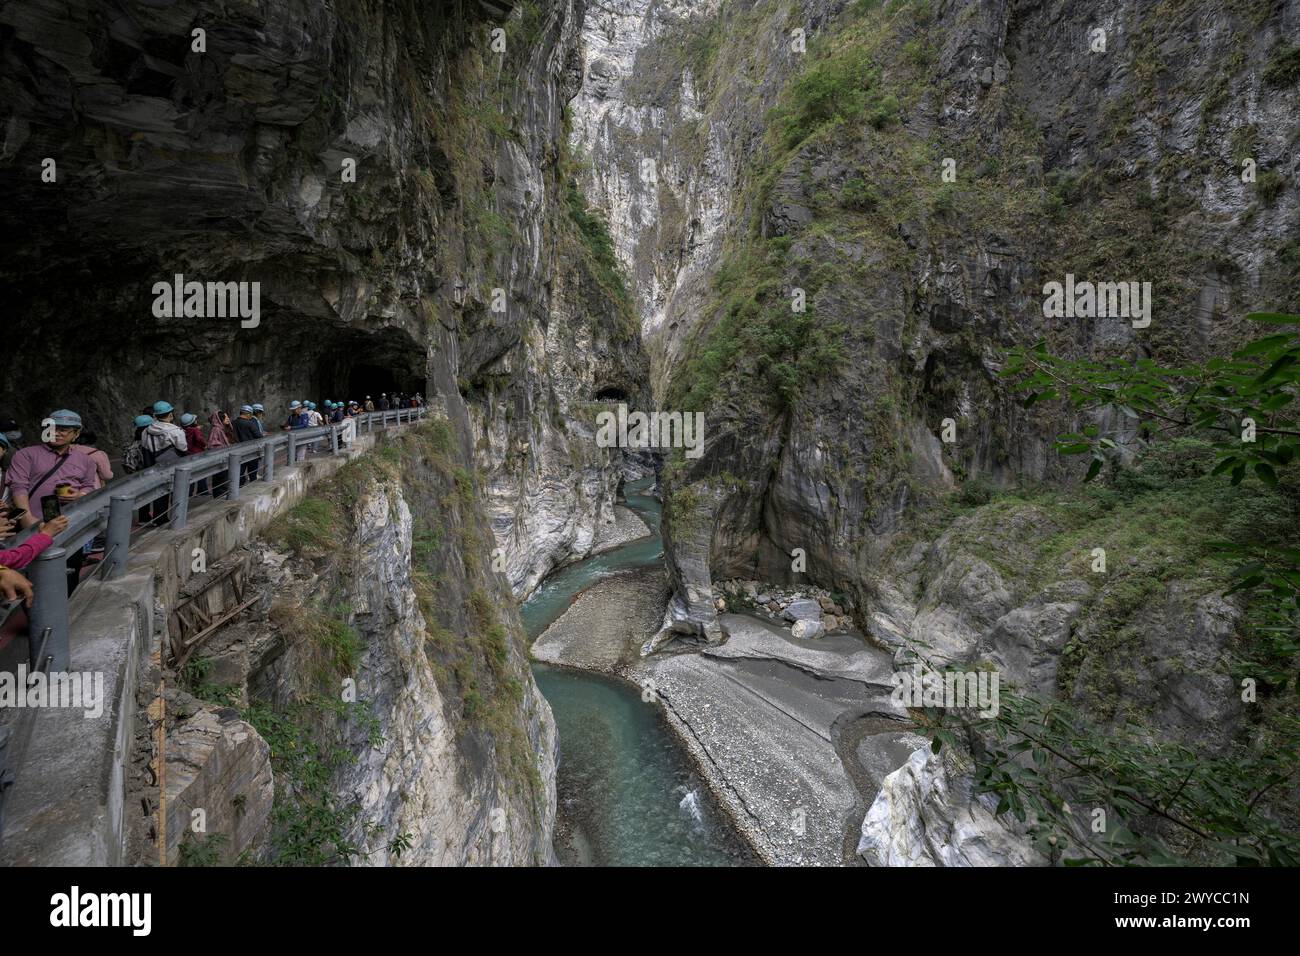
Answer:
571, 0, 1298, 640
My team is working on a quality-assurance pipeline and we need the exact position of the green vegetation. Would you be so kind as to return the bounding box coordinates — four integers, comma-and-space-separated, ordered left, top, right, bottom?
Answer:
769, 44, 897, 150
564, 171, 635, 320
267, 497, 339, 556
918, 313, 1300, 865
180, 655, 240, 707
1256, 169, 1286, 204
178, 833, 228, 867
1262, 43, 1300, 87
244, 696, 382, 866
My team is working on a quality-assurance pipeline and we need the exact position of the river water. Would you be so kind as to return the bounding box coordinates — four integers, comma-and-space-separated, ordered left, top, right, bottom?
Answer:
524, 478, 757, 866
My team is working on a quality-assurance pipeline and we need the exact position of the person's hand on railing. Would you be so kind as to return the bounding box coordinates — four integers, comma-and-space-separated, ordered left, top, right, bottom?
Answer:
0, 566, 34, 606
38, 516, 69, 538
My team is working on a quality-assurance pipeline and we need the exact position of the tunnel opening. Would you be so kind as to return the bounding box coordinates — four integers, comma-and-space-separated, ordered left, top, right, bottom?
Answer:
593, 386, 630, 402
347, 363, 422, 405
316, 332, 428, 409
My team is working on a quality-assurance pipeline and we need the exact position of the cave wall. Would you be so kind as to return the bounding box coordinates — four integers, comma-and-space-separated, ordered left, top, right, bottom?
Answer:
0, 0, 648, 588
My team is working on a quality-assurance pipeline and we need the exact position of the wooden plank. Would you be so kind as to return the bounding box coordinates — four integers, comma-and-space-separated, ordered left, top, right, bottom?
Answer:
172, 596, 259, 668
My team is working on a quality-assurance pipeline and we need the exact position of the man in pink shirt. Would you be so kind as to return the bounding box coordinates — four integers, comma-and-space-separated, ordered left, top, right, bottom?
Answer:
6, 409, 99, 529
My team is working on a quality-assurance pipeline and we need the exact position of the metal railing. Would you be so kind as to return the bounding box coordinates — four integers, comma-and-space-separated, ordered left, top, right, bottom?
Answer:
6, 407, 427, 672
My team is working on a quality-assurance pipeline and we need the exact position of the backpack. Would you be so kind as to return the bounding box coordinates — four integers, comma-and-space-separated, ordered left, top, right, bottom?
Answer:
123, 440, 150, 473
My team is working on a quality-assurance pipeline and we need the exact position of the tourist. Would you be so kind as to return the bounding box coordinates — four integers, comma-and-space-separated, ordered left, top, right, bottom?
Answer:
0, 432, 10, 504
208, 409, 235, 448
206, 411, 234, 495
141, 401, 188, 465
364, 396, 375, 412
232, 406, 261, 484
252, 404, 266, 436
139, 402, 187, 524
178, 413, 211, 495
5, 410, 97, 530
180, 414, 208, 455
0, 514, 70, 570
71, 430, 114, 490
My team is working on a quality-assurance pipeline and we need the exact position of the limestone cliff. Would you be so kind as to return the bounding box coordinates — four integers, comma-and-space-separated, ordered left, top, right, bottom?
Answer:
570, 0, 1300, 863
0, 0, 649, 600
131, 419, 558, 866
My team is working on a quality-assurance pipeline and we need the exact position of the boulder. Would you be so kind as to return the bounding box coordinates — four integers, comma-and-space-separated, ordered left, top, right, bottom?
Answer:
791, 619, 824, 640
782, 599, 822, 623
858, 748, 1046, 866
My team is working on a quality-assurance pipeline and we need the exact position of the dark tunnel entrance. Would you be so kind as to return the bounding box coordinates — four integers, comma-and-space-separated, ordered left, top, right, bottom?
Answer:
318, 333, 428, 409
347, 363, 423, 405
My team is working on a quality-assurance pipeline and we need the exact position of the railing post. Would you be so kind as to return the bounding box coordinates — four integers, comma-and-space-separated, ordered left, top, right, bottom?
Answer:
227, 452, 241, 500
28, 548, 70, 672
106, 495, 134, 579
170, 465, 193, 530
262, 442, 275, 482
287, 431, 297, 464
330, 426, 339, 454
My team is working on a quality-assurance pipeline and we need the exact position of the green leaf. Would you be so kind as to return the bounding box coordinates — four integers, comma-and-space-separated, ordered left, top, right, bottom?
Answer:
1234, 334, 1295, 356
1255, 462, 1278, 487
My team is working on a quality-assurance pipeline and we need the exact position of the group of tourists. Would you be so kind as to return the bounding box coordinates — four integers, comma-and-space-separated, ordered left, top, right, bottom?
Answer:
0, 389, 424, 610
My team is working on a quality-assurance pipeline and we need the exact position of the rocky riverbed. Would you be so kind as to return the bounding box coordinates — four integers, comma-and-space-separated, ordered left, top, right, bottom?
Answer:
533, 565, 932, 865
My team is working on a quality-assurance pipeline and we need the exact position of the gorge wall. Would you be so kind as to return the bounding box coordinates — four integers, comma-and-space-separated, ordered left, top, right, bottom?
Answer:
0, 0, 649, 597
128, 419, 558, 866
1, 0, 651, 863
569, 0, 1299, 861
571, 0, 1299, 636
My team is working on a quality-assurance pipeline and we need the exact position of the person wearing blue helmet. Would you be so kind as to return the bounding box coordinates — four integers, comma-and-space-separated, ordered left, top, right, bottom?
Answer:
5, 409, 97, 531
142, 400, 187, 465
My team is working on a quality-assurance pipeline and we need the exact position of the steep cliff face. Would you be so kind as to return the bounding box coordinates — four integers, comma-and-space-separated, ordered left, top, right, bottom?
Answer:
3, 0, 651, 864
132, 419, 558, 866
574, 0, 1298, 633
0, 0, 648, 597
570, 0, 1300, 861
